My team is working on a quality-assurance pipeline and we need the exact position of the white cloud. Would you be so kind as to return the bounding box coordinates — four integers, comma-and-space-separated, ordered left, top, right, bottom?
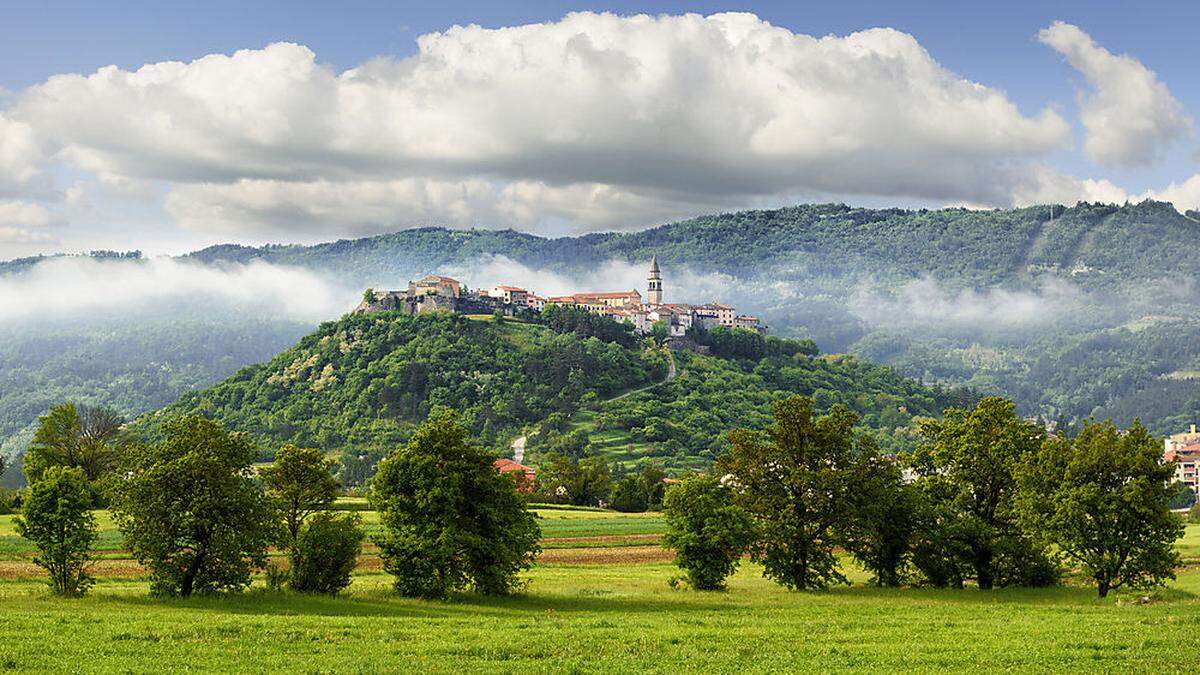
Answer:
0, 256, 354, 322
851, 276, 1088, 329
0, 200, 62, 228
1148, 175, 1200, 213
1009, 165, 1130, 207
1039, 21, 1191, 167
0, 114, 49, 197
0, 227, 57, 245
5, 12, 1070, 238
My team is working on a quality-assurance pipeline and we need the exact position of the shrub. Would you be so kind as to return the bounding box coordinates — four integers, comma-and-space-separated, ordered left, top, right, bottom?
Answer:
1190, 503, 1200, 525
15, 467, 97, 596
662, 475, 754, 591
289, 512, 364, 595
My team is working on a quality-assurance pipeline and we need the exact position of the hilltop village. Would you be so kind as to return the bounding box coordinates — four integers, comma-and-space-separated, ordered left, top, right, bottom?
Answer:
354, 256, 766, 337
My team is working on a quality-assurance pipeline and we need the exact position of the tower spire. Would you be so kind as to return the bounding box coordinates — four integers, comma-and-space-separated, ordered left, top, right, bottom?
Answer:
647, 255, 663, 305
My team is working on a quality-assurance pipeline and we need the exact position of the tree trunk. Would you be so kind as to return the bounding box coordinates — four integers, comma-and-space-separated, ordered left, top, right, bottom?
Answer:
975, 547, 994, 591
1097, 579, 1110, 598
180, 545, 207, 597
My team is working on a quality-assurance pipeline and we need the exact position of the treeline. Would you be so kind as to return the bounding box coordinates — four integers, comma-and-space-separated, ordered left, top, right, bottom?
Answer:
15, 404, 539, 599
663, 396, 1183, 597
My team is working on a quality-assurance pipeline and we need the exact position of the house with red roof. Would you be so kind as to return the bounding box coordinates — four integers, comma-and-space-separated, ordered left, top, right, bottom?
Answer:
494, 458, 536, 492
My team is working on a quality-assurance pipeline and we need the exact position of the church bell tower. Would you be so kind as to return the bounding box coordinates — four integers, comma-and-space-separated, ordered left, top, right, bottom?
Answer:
647, 255, 663, 305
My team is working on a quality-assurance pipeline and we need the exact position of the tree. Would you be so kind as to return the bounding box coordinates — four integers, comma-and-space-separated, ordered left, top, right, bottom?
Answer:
371, 412, 540, 598
362, 288, 375, 303
663, 475, 755, 590
25, 403, 125, 484
610, 475, 648, 513
908, 397, 1052, 590
15, 467, 97, 596
536, 454, 612, 507
1017, 419, 1184, 597
842, 456, 920, 587
110, 416, 277, 597
288, 512, 364, 595
260, 444, 339, 548
718, 396, 871, 590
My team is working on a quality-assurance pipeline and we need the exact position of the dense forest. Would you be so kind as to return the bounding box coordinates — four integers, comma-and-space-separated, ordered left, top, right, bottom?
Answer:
131, 312, 667, 461
569, 349, 974, 472
4, 200, 1200, 470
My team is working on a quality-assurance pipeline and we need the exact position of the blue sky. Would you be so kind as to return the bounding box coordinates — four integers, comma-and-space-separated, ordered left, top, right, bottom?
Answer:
2, 1, 1199, 256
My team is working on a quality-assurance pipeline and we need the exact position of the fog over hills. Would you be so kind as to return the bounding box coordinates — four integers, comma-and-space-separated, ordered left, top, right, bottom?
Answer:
3, 200, 1200, 483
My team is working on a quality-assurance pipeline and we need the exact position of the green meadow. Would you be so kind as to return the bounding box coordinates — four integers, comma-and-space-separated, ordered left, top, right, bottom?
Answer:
0, 508, 1197, 672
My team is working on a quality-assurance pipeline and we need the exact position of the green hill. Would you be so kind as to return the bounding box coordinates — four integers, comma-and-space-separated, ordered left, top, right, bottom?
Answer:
133, 312, 668, 460
133, 310, 966, 480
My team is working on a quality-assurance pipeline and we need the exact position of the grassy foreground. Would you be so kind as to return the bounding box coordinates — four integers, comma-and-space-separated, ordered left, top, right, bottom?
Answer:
0, 509, 1197, 672
0, 562, 1198, 672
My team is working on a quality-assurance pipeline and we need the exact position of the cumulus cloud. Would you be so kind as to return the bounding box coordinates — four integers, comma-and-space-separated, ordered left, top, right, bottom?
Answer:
0, 257, 354, 323
1009, 165, 1130, 207
4, 12, 1071, 239
1039, 21, 1191, 167
0, 114, 50, 197
0, 200, 63, 245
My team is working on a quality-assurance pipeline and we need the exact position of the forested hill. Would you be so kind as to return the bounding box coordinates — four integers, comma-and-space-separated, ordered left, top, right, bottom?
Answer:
131, 311, 965, 481
132, 312, 670, 459
179, 201, 1200, 288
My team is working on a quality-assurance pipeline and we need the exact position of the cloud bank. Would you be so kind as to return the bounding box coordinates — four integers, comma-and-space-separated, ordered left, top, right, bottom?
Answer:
0, 257, 355, 323
3, 12, 1076, 243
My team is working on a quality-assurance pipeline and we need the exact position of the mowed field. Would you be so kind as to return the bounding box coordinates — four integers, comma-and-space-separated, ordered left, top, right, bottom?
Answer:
0, 507, 1197, 672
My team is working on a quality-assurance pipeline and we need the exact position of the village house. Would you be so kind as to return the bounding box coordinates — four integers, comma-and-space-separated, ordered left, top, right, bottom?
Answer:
493, 458, 536, 492
1166, 424, 1200, 502
409, 275, 461, 298
354, 256, 766, 336
489, 285, 530, 306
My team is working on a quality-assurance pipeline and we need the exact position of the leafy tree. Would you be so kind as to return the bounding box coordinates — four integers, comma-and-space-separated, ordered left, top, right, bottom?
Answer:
535, 453, 612, 506
609, 464, 668, 513
260, 444, 339, 548
371, 412, 540, 598
1017, 419, 1184, 597
362, 288, 375, 303
842, 456, 919, 587
15, 467, 97, 596
719, 396, 872, 590
25, 403, 125, 484
288, 512, 364, 595
908, 397, 1052, 590
663, 475, 755, 590
610, 475, 648, 513
110, 416, 277, 597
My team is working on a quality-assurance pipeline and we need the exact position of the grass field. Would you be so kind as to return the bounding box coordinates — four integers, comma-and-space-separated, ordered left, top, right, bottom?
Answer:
1, 509, 1198, 671
0, 561, 1197, 672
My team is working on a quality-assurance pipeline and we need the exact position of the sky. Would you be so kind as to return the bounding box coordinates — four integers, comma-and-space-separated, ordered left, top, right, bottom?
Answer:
3, 0, 1200, 259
